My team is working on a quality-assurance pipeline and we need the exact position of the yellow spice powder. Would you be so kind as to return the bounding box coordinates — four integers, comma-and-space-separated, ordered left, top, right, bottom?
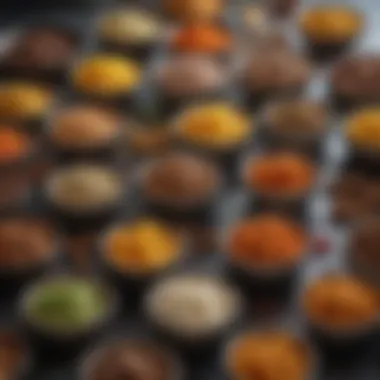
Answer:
177, 103, 252, 149
73, 55, 141, 96
105, 219, 181, 273
347, 108, 380, 150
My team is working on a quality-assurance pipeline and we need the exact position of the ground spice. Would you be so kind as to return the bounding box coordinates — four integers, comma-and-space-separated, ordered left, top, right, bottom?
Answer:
228, 331, 310, 380
73, 55, 141, 96
229, 214, 306, 266
245, 153, 315, 194
301, 6, 362, 43
347, 108, 380, 150
172, 24, 232, 54
177, 103, 251, 149
303, 275, 378, 328
0, 128, 30, 164
105, 219, 182, 273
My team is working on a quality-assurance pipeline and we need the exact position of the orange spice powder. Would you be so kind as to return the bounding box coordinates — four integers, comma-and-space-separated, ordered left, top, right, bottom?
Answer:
0, 128, 30, 164
245, 153, 315, 195
229, 214, 306, 266
172, 24, 232, 54
228, 331, 310, 380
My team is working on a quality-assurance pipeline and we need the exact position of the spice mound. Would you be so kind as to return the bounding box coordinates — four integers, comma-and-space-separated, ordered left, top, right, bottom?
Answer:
83, 340, 179, 380
24, 277, 110, 333
0, 331, 27, 380
146, 274, 240, 338
176, 102, 251, 149
156, 55, 228, 97
331, 55, 380, 103
4, 28, 77, 70
266, 99, 327, 136
300, 6, 363, 43
164, 0, 223, 22
0, 82, 52, 120
47, 165, 122, 212
51, 105, 120, 150
172, 25, 232, 54
0, 127, 31, 164
244, 50, 311, 92
229, 214, 306, 266
244, 153, 316, 195
99, 8, 161, 45
0, 218, 54, 270
303, 274, 378, 329
73, 55, 141, 96
227, 331, 311, 380
347, 107, 380, 150
104, 219, 182, 273
143, 153, 220, 206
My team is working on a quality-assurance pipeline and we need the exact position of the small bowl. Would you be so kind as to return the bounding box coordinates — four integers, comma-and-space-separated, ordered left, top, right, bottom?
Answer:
43, 166, 124, 234
299, 6, 364, 62
0, 216, 59, 295
240, 155, 315, 220
144, 273, 243, 362
260, 102, 329, 163
69, 55, 141, 113
0, 25, 82, 85
224, 222, 306, 301
78, 337, 185, 380
171, 107, 254, 186
137, 159, 222, 224
223, 328, 319, 380
45, 104, 124, 165
97, 221, 187, 305
18, 274, 120, 362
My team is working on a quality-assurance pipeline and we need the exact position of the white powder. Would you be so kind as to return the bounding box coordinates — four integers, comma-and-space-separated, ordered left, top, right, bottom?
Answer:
47, 165, 122, 212
146, 275, 240, 338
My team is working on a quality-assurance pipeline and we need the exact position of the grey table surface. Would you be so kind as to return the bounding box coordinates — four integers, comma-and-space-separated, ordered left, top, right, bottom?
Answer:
1, 0, 380, 379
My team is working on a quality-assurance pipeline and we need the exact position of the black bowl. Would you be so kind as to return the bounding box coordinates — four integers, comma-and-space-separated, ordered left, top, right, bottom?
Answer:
18, 274, 120, 362
97, 222, 187, 306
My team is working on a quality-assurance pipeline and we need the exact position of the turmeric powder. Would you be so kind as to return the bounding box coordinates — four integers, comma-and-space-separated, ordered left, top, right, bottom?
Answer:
176, 102, 252, 149
229, 214, 306, 266
73, 55, 141, 96
245, 153, 315, 194
347, 108, 380, 150
105, 219, 182, 273
301, 6, 363, 43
